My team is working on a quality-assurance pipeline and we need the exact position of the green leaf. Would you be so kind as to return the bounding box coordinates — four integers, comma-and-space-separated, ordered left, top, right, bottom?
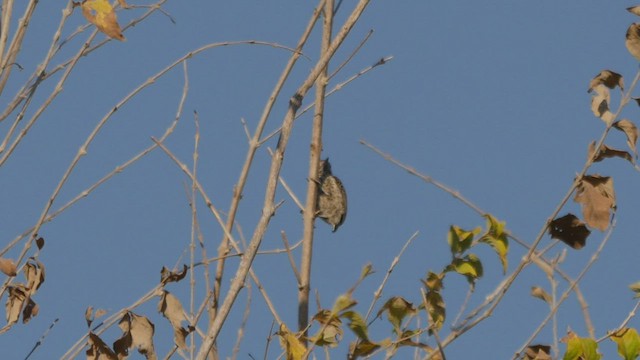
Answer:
425, 290, 445, 333
341, 310, 369, 342
310, 310, 343, 347
421, 271, 445, 292
611, 328, 640, 360
480, 214, 509, 274
332, 293, 357, 314
447, 225, 480, 255
376, 297, 416, 334
360, 263, 374, 281
563, 335, 601, 360
349, 339, 381, 358
446, 254, 483, 285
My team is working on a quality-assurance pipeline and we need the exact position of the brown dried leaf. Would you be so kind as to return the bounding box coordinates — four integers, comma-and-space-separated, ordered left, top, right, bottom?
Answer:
158, 291, 186, 327
628, 23, 640, 61
590, 85, 614, 123
588, 70, 624, 92
630, 6, 640, 16
160, 265, 187, 284
524, 344, 551, 360
548, 214, 591, 249
0, 258, 17, 277
85, 306, 94, 328
613, 119, 639, 158
130, 314, 156, 358
95, 308, 107, 319
22, 298, 38, 324
574, 175, 616, 231
588, 142, 633, 164
81, 0, 125, 41
174, 326, 191, 350
117, 0, 129, 8
158, 290, 189, 348
530, 286, 552, 304
35, 237, 44, 250
87, 332, 117, 360
24, 259, 45, 295
5, 285, 27, 326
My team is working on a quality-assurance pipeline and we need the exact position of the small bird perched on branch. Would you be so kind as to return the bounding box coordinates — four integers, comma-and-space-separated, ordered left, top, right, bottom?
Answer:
316, 158, 347, 232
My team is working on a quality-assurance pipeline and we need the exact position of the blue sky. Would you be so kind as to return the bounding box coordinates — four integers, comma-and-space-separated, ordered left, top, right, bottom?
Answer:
1, 1, 639, 359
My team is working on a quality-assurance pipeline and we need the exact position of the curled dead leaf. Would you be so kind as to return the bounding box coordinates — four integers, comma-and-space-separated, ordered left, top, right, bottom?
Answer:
87, 332, 117, 360
629, 6, 640, 17
574, 175, 616, 231
613, 119, 639, 158
548, 214, 590, 249
5, 285, 27, 326
0, 258, 17, 277
588, 142, 633, 164
588, 70, 623, 93
160, 265, 188, 284
116, 312, 156, 359
24, 259, 45, 295
524, 344, 551, 360
627, 23, 640, 62
35, 236, 44, 250
530, 286, 552, 304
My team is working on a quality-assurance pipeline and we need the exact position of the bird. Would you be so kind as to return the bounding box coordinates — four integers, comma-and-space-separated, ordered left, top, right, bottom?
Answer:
626, 23, 640, 62
315, 158, 347, 232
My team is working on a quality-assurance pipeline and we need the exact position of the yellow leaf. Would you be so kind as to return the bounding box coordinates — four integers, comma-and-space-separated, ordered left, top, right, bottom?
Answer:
277, 324, 306, 360
81, 0, 125, 41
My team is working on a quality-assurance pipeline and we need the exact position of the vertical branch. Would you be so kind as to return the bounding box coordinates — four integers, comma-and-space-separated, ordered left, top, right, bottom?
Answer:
209, 0, 326, 331
298, 0, 334, 336
195, 1, 371, 358
190, 109, 199, 359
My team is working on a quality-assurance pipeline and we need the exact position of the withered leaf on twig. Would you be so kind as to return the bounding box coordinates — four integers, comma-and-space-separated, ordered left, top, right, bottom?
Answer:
160, 265, 188, 284
613, 119, 639, 158
588, 142, 633, 164
574, 175, 616, 231
588, 70, 624, 93
548, 213, 591, 249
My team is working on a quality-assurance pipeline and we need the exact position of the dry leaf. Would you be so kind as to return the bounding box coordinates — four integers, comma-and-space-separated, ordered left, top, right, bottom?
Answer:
24, 259, 45, 295
116, 312, 156, 359
627, 23, 640, 62
531, 286, 552, 304
87, 332, 117, 360
117, 0, 129, 8
85, 306, 94, 328
589, 85, 614, 124
588, 70, 624, 93
588, 142, 633, 164
574, 175, 616, 231
5, 285, 27, 326
158, 291, 190, 349
630, 6, 640, 16
524, 344, 552, 360
160, 265, 187, 284
613, 119, 639, 158
35, 237, 44, 250
81, 0, 125, 41
548, 214, 590, 249
277, 324, 306, 360
22, 298, 38, 324
0, 258, 17, 277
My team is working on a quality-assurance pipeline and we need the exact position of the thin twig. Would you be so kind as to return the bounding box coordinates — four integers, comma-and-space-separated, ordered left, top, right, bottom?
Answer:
281, 231, 302, 286
195, 2, 373, 357
513, 219, 617, 359
210, 0, 326, 330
